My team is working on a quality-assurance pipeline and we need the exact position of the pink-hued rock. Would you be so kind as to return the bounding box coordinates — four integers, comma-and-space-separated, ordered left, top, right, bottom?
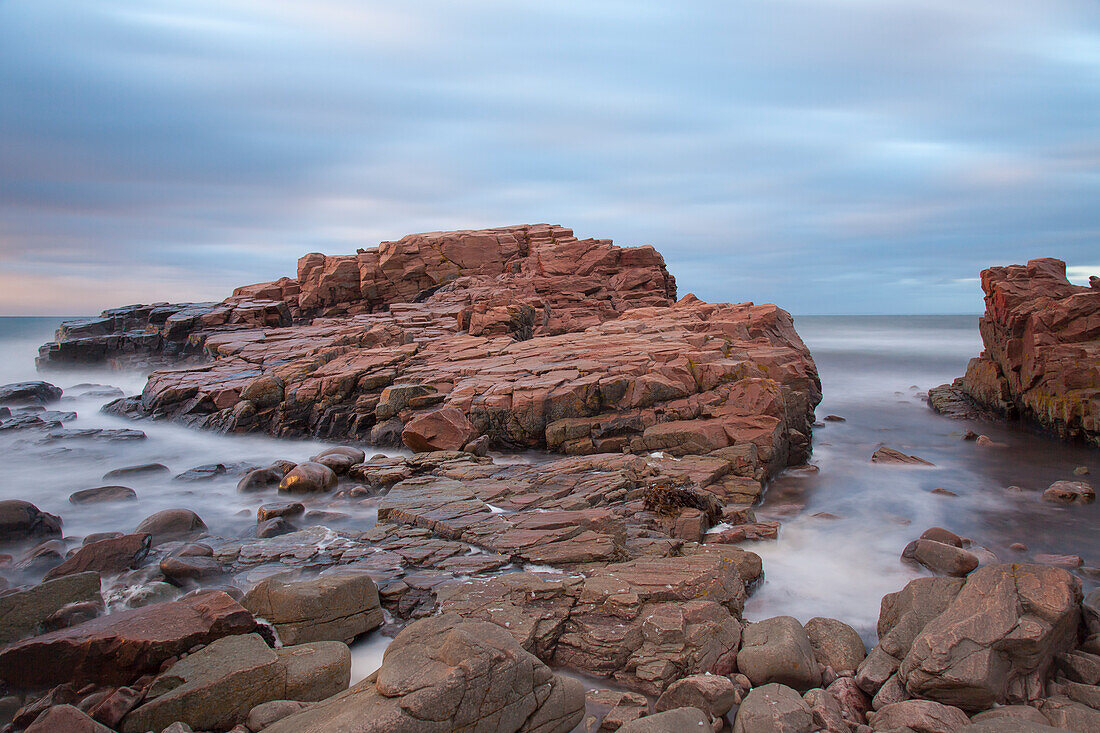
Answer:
402, 406, 479, 452
930, 258, 1100, 446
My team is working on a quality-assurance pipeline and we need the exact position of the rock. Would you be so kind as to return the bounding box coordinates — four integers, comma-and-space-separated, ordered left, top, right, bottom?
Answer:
160, 555, 224, 583
929, 258, 1100, 447
824, 415, 846, 422
312, 445, 367, 465
87, 686, 143, 728
618, 707, 711, 732
119, 633, 350, 733
971, 705, 1056, 726
901, 539, 979, 577
174, 463, 228, 481
966, 719, 1068, 733
919, 527, 964, 547
654, 673, 737, 717
1036, 696, 1100, 732
897, 563, 1081, 711
826, 677, 871, 727
135, 508, 207, 544
239, 465, 291, 493
257, 501, 305, 522
1035, 553, 1083, 568
803, 687, 850, 733
278, 640, 351, 701
245, 700, 312, 732
103, 463, 170, 479
0, 590, 259, 688
256, 517, 296, 538
241, 572, 384, 645
732, 683, 814, 733
804, 617, 867, 675
69, 485, 137, 504
1043, 481, 1095, 505
0, 499, 62, 543
24, 704, 113, 733
871, 447, 934, 466
402, 406, 480, 452
737, 616, 821, 691
1056, 650, 1100, 685
0, 571, 101, 644
465, 434, 490, 456
43, 533, 151, 580
241, 375, 286, 408
586, 690, 649, 731
278, 462, 337, 493
0, 381, 62, 405
260, 613, 585, 733
866, 700, 970, 733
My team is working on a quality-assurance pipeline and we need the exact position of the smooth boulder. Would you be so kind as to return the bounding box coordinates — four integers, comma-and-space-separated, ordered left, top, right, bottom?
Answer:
732, 683, 813, 733
901, 539, 980, 577
242, 572, 384, 645
737, 616, 821, 690
654, 673, 738, 718
0, 499, 62, 543
804, 617, 866, 675
0, 381, 62, 405
68, 485, 137, 504
135, 508, 207, 544
401, 406, 479, 452
278, 462, 337, 493
0, 571, 101, 644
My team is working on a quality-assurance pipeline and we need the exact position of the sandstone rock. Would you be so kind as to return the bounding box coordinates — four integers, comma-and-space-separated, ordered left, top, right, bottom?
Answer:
866, 700, 970, 733
826, 677, 871, 727
804, 617, 867, 675
241, 572, 384, 645
654, 673, 737, 717
618, 707, 711, 732
278, 462, 337, 493
135, 508, 207, 544
1036, 696, 1100, 732
241, 375, 286, 408
69, 485, 137, 504
898, 564, 1081, 711
43, 533, 151, 580
160, 555, 224, 583
871, 447, 934, 466
87, 686, 143, 728
901, 539, 979, 577
0, 499, 62, 543
0, 571, 101, 644
737, 616, 821, 691
0, 590, 259, 688
1043, 481, 1095, 505
25, 704, 113, 733
732, 683, 814, 733
260, 613, 585, 733
402, 406, 480, 452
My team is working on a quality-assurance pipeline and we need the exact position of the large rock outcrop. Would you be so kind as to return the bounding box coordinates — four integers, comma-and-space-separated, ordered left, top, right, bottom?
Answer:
929, 258, 1099, 446
38, 225, 820, 477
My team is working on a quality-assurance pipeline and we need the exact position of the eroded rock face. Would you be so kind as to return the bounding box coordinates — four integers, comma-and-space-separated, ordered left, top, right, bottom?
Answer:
261, 613, 585, 733
38, 225, 819, 477
929, 258, 1100, 446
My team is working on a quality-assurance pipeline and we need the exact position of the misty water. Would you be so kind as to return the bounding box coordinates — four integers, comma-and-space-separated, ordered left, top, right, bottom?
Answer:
1, 316, 1096, 676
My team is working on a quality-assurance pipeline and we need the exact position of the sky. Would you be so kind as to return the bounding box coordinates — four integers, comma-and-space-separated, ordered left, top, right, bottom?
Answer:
1, 1, 1098, 316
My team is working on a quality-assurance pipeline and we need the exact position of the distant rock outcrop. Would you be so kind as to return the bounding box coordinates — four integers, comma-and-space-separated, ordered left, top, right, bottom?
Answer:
930, 258, 1099, 446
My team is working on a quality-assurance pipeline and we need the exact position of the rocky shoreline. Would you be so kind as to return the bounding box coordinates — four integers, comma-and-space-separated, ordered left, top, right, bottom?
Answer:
1, 229, 1098, 732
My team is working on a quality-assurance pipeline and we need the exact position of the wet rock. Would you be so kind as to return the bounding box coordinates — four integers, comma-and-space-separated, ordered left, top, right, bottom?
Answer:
103, 463, 170, 480
901, 539, 979, 577
898, 563, 1081, 711
278, 462, 337, 493
737, 616, 821, 691
402, 406, 480, 452
256, 517, 297, 538
260, 613, 585, 733
135, 508, 207, 544
257, 501, 305, 522
0, 381, 62, 405
1035, 553, 1083, 568
618, 707, 711, 732
919, 527, 964, 547
69, 485, 137, 504
1042, 481, 1095, 505
0, 590, 259, 688
0, 499, 62, 543
239, 465, 291, 493
160, 555, 224, 583
174, 463, 228, 481
43, 533, 151, 580
732, 683, 813, 733
871, 447, 934, 466
866, 700, 969, 733
804, 617, 867, 675
0, 571, 101, 644
24, 704, 113, 733
824, 415, 846, 422
312, 445, 367, 464
14, 539, 65, 572
47, 427, 147, 441
706, 520, 780, 544
654, 673, 737, 718
241, 572, 384, 645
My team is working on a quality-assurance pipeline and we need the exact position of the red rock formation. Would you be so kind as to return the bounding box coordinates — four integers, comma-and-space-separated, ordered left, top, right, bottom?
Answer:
930, 258, 1099, 446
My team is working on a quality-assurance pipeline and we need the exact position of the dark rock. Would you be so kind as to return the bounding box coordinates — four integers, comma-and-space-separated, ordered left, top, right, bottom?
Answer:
103, 463, 170, 480
24, 704, 113, 733
69, 485, 137, 504
173, 463, 228, 481
278, 462, 337, 493
0, 381, 62, 405
901, 539, 979, 577
43, 533, 151, 580
241, 572, 384, 645
0, 499, 63, 543
135, 508, 207, 544
238, 465, 288, 493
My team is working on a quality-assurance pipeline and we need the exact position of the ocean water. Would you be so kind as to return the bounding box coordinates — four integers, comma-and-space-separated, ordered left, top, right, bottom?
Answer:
1, 315, 1096, 668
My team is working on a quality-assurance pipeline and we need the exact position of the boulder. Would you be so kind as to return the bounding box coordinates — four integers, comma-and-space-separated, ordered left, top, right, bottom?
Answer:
246, 700, 313, 732
135, 508, 207, 544
970, 705, 1054, 726
0, 499, 62, 543
278, 462, 337, 493
618, 707, 711, 732
260, 613, 585, 733
68, 485, 137, 504
1043, 481, 1095, 505
585, 690, 649, 731
737, 616, 821, 690
239, 465, 289, 493
241, 375, 286, 408
241, 572, 384, 645
0, 590, 259, 688
732, 683, 814, 733
103, 463, 170, 479
258, 501, 305, 522
0, 381, 62, 405
402, 406, 480, 452
312, 446, 367, 465
0, 571, 101, 644
804, 617, 866, 675
802, 687, 850, 733
866, 700, 970, 733
654, 673, 738, 717
1036, 696, 1100, 731
43, 533, 151, 580
901, 539, 979, 577
24, 705, 113, 733
898, 564, 1081, 711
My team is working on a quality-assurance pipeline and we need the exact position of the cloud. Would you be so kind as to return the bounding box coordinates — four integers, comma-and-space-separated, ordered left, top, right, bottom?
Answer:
1, 0, 1098, 315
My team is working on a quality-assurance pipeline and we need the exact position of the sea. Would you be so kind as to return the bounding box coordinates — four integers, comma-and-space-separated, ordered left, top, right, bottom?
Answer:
1, 315, 1096, 672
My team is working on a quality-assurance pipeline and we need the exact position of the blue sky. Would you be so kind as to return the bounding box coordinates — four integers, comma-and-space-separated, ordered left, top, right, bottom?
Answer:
1, 1, 1098, 315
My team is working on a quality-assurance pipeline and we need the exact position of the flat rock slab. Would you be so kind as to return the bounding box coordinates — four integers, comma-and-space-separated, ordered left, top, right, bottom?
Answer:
0, 571, 101, 645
